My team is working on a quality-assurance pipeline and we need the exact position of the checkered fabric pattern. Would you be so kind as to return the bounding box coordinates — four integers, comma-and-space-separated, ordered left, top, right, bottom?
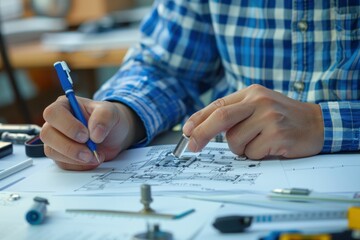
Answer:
94, 0, 360, 153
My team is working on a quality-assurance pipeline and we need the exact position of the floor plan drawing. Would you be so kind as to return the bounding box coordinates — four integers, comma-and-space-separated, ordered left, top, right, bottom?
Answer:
74, 144, 286, 193
7, 142, 359, 194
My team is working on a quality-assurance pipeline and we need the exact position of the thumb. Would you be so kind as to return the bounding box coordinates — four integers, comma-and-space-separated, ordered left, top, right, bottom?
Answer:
87, 102, 117, 143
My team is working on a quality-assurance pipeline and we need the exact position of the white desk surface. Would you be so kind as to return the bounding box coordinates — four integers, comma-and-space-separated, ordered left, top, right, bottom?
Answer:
0, 133, 359, 240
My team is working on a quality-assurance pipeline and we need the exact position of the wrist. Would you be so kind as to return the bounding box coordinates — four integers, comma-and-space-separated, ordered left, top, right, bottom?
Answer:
307, 102, 324, 153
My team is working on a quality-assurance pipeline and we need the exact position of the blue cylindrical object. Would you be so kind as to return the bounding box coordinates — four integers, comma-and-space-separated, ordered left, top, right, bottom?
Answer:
25, 197, 49, 225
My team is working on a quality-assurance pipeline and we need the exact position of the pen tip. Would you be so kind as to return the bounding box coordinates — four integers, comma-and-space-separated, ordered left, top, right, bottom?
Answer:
93, 151, 101, 164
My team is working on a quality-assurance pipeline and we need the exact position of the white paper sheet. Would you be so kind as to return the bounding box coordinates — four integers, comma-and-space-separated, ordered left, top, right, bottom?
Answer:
0, 192, 221, 240
7, 143, 360, 196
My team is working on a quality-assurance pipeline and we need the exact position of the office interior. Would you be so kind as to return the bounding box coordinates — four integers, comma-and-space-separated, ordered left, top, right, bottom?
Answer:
0, 0, 153, 125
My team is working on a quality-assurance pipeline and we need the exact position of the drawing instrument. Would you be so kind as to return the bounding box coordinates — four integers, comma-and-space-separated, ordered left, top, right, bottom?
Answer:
54, 61, 100, 164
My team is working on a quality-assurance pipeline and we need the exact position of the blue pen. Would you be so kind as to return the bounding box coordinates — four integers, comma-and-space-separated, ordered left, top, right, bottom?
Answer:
53, 61, 100, 164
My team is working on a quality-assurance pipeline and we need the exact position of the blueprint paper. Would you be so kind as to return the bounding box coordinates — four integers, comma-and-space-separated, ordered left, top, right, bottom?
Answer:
7, 143, 288, 195
7, 142, 360, 195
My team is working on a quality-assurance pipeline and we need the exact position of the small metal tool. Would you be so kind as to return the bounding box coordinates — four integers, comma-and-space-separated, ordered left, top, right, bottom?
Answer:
1, 132, 34, 144
140, 184, 154, 213
8, 193, 21, 201
172, 134, 189, 158
25, 196, 49, 225
272, 188, 311, 195
133, 223, 173, 240
0, 124, 41, 135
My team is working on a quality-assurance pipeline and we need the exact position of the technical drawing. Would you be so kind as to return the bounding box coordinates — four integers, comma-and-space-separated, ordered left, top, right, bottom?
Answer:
75, 145, 263, 192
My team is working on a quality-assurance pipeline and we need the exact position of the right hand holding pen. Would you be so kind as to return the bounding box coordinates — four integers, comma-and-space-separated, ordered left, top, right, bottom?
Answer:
40, 96, 145, 170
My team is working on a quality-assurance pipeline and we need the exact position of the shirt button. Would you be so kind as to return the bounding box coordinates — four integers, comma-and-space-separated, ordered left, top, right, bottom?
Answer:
297, 20, 308, 31
294, 82, 305, 92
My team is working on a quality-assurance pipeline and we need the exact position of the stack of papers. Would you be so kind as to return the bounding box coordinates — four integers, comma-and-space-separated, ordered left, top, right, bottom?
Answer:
2, 17, 67, 44
41, 27, 140, 52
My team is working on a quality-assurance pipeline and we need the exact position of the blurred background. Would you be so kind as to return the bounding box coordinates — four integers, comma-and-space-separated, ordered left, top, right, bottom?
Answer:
0, 0, 153, 125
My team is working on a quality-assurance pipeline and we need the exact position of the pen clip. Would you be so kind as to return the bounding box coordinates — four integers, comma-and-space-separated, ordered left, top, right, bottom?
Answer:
59, 61, 73, 85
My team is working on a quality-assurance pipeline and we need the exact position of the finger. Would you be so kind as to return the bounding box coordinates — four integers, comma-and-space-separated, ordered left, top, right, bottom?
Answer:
40, 122, 100, 165
243, 133, 273, 159
44, 145, 99, 171
225, 116, 263, 156
183, 91, 246, 136
244, 128, 294, 159
188, 102, 254, 152
87, 101, 118, 143
43, 96, 90, 143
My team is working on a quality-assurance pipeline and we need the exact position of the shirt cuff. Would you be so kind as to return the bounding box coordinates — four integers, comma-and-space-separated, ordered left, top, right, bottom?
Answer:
320, 102, 360, 153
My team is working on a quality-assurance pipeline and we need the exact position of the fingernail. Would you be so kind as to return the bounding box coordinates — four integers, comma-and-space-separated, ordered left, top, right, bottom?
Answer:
76, 131, 88, 143
92, 124, 107, 142
78, 150, 93, 163
183, 121, 194, 136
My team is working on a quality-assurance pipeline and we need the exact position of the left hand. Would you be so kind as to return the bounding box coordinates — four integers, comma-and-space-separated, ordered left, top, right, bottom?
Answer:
182, 84, 324, 159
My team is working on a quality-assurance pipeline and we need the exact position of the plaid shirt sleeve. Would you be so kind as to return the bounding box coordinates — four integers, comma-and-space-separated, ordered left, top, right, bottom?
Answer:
94, 0, 360, 153
94, 1, 224, 146
320, 102, 360, 153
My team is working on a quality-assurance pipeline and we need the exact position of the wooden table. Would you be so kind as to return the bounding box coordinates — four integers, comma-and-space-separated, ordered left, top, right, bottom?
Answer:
1, 41, 128, 69
0, 41, 128, 124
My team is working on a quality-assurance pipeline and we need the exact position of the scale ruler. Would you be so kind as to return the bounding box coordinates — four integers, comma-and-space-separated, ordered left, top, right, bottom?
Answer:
253, 209, 347, 223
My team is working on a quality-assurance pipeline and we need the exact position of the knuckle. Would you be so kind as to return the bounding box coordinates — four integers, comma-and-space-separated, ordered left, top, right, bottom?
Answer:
188, 110, 205, 123
42, 104, 56, 122
247, 84, 265, 93
212, 98, 226, 108
63, 142, 77, 157
254, 94, 274, 106
56, 95, 67, 102
39, 123, 51, 142
244, 85, 274, 104
212, 107, 230, 122
65, 122, 84, 139
43, 98, 67, 122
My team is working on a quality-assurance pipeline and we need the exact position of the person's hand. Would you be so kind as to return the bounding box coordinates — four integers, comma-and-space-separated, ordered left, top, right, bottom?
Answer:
40, 96, 145, 170
182, 84, 324, 159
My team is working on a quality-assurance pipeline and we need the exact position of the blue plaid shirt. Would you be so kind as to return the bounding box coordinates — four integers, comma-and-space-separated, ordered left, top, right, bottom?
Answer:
95, 0, 360, 153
